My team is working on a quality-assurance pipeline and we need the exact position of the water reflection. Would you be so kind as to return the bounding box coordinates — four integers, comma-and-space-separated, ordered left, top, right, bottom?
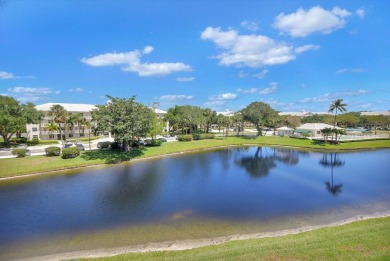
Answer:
235, 147, 300, 178
319, 153, 345, 196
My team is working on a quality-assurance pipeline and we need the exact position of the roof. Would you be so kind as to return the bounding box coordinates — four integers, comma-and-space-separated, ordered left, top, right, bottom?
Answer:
361, 111, 390, 116
153, 108, 167, 114
36, 103, 96, 112
276, 126, 294, 130
297, 123, 342, 130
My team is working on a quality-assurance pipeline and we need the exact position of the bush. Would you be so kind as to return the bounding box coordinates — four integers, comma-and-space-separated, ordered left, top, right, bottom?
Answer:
12, 148, 27, 158
146, 139, 163, 147
98, 141, 111, 149
192, 133, 215, 140
45, 146, 61, 156
110, 141, 120, 150
61, 147, 80, 159
27, 138, 40, 146
177, 135, 193, 142
11, 137, 27, 144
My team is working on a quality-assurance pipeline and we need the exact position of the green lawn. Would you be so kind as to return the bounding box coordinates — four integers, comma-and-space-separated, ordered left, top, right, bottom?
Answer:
82, 217, 390, 261
1, 136, 390, 178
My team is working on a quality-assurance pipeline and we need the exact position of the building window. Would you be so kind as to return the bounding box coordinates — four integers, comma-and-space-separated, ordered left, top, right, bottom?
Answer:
317, 131, 321, 134
33, 135, 39, 139
32, 127, 38, 132
80, 133, 84, 137
49, 134, 55, 139
68, 134, 73, 138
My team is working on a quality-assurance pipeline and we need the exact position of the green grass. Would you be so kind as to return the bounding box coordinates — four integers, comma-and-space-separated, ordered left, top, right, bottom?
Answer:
1, 136, 390, 178
82, 217, 390, 261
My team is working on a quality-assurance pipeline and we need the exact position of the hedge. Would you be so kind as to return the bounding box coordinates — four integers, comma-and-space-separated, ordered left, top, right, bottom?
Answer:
192, 133, 215, 140
177, 135, 193, 141
146, 139, 163, 146
61, 147, 80, 159
45, 146, 61, 156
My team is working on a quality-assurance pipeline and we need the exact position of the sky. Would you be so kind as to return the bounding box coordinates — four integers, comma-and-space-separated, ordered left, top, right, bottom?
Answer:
1, 0, 389, 113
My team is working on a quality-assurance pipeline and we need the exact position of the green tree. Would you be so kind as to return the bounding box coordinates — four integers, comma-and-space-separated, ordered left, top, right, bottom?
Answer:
231, 112, 245, 135
202, 108, 217, 133
283, 115, 301, 129
47, 104, 68, 145
165, 105, 203, 134
92, 95, 154, 152
241, 101, 279, 136
67, 112, 84, 138
0, 96, 42, 146
328, 99, 347, 129
46, 121, 59, 138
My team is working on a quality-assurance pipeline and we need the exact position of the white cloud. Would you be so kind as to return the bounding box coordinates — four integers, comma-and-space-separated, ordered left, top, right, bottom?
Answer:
336, 68, 366, 74
176, 77, 195, 82
294, 44, 320, 54
81, 46, 192, 77
240, 20, 259, 31
209, 93, 237, 101
159, 95, 193, 102
201, 26, 317, 68
69, 88, 84, 93
253, 69, 269, 79
204, 100, 226, 107
300, 89, 368, 103
356, 8, 365, 19
237, 82, 278, 95
273, 6, 351, 37
0, 71, 15, 79
7, 87, 60, 102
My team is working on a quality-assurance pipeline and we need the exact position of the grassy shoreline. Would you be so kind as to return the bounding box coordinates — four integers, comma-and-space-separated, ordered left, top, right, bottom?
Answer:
1, 136, 390, 179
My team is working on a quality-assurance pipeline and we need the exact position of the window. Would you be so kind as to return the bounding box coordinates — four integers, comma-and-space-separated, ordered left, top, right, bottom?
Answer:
80, 133, 84, 137
32, 127, 38, 132
49, 134, 55, 139
33, 135, 39, 139
317, 131, 321, 134
68, 134, 73, 138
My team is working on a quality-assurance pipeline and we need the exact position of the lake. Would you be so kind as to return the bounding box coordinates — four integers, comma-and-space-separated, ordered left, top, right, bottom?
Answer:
0, 147, 389, 260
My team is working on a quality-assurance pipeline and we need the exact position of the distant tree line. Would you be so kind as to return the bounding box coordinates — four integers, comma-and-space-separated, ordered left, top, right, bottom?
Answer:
1, 94, 389, 150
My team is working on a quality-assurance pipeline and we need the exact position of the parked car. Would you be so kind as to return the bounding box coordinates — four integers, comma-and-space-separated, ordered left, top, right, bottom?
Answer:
75, 140, 85, 151
64, 141, 73, 148
160, 137, 167, 142
17, 144, 31, 156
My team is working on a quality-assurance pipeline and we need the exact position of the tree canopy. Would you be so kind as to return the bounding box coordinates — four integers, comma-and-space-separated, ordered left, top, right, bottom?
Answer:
91, 95, 156, 151
241, 101, 279, 136
0, 96, 43, 146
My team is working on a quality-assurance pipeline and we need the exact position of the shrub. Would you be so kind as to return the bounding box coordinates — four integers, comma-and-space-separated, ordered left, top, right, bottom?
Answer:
192, 133, 215, 140
45, 146, 61, 156
146, 139, 163, 146
98, 141, 111, 149
11, 137, 27, 144
177, 135, 193, 142
110, 141, 120, 150
12, 148, 27, 158
61, 147, 80, 159
27, 138, 40, 146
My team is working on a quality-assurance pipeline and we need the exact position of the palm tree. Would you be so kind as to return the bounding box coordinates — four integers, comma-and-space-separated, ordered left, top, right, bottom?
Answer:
46, 121, 59, 140
47, 105, 68, 145
328, 99, 347, 129
67, 112, 83, 138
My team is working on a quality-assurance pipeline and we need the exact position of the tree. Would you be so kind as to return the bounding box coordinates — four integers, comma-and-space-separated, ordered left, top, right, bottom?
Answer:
328, 99, 347, 128
231, 112, 245, 135
46, 121, 59, 138
321, 127, 333, 142
92, 95, 154, 152
283, 115, 301, 129
0, 96, 42, 146
202, 108, 217, 133
241, 101, 279, 136
67, 112, 83, 138
165, 105, 203, 134
47, 105, 68, 145
148, 116, 165, 140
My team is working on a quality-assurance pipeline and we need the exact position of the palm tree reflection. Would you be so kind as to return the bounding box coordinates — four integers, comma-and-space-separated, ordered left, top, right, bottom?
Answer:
319, 152, 345, 196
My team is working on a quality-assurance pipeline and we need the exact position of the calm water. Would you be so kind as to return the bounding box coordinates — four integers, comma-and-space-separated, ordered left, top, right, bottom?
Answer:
0, 147, 389, 259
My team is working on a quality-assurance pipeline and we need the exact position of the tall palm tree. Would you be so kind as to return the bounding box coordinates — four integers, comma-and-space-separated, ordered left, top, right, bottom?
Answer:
328, 99, 347, 129
67, 112, 83, 138
47, 105, 68, 145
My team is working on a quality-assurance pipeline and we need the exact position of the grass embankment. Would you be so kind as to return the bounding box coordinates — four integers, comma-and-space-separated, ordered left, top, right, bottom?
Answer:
1, 136, 390, 179
83, 217, 390, 261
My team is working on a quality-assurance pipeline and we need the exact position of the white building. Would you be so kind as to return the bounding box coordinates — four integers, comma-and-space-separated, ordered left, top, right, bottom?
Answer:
296, 123, 342, 138
26, 103, 97, 141
27, 103, 168, 140
276, 126, 294, 136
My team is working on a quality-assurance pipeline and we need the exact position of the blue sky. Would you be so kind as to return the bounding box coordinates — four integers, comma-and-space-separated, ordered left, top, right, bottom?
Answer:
1, 0, 389, 112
